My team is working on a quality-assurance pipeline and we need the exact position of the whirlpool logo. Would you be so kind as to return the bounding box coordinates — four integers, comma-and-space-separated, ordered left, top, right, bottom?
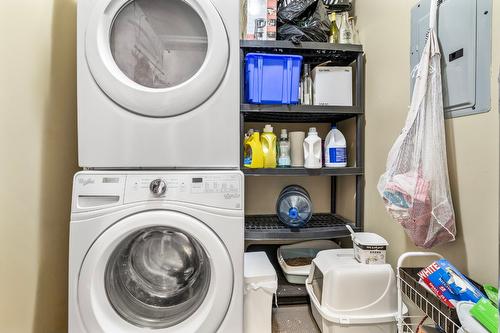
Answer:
224, 193, 240, 200
78, 178, 95, 186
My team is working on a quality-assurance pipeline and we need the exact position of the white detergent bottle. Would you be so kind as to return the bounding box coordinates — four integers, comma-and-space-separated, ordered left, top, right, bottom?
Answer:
303, 127, 322, 169
324, 126, 347, 167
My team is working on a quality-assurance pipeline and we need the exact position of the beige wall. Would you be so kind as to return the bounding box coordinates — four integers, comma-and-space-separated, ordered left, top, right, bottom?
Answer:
355, 0, 499, 285
0, 1, 78, 332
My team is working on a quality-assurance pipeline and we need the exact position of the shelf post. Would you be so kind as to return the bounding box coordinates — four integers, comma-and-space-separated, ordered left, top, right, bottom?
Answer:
355, 52, 365, 230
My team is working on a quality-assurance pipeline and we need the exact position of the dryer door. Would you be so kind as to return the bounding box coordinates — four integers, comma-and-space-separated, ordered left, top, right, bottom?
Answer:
78, 210, 233, 332
85, 0, 229, 117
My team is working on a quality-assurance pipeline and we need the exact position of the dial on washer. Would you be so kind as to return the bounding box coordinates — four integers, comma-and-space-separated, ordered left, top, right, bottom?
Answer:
150, 179, 167, 196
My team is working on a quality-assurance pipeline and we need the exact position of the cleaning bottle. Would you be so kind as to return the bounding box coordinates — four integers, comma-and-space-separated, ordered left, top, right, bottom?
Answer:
277, 129, 291, 168
261, 124, 277, 168
244, 129, 254, 146
244, 130, 264, 168
303, 127, 322, 169
324, 126, 347, 167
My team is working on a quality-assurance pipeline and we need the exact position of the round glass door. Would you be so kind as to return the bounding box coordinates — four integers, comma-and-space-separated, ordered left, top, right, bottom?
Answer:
77, 210, 233, 332
110, 0, 208, 89
85, 0, 229, 117
105, 227, 210, 329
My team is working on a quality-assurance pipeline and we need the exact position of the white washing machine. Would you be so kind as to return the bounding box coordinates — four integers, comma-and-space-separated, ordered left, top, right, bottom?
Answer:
77, 0, 239, 168
69, 171, 244, 333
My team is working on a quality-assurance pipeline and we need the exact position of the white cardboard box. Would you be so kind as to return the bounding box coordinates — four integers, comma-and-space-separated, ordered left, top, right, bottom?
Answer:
312, 66, 353, 106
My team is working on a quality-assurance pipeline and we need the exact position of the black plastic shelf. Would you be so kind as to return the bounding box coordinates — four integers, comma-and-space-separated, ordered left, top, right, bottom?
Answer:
245, 213, 357, 241
240, 40, 363, 65
242, 104, 361, 123
243, 167, 363, 176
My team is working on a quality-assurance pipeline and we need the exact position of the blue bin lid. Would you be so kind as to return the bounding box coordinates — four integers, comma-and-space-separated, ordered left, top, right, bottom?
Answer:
245, 53, 303, 61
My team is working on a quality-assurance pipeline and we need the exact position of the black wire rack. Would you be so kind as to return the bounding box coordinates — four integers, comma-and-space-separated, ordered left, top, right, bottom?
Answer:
245, 213, 358, 240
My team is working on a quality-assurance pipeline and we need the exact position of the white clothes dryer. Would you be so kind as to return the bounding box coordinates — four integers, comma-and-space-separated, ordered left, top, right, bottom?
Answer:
77, 0, 239, 168
69, 171, 243, 333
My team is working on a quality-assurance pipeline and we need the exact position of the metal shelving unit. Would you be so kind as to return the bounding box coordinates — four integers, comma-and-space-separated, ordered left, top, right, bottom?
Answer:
240, 40, 365, 242
245, 214, 359, 241
243, 167, 363, 176
241, 104, 361, 123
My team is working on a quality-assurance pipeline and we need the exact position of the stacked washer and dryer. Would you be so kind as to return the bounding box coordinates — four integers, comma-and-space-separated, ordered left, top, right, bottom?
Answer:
69, 0, 242, 332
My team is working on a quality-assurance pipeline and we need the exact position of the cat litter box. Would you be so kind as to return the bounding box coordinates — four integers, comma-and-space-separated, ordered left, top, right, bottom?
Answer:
306, 249, 403, 333
277, 240, 339, 284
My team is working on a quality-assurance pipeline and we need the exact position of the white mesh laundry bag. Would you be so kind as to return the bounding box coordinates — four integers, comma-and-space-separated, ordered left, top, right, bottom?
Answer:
377, 0, 456, 249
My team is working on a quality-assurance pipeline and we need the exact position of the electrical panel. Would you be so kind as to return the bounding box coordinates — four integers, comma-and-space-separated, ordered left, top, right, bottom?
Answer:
410, 0, 492, 118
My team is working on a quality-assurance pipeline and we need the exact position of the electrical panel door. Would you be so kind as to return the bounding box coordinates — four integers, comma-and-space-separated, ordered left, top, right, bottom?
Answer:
410, 0, 492, 118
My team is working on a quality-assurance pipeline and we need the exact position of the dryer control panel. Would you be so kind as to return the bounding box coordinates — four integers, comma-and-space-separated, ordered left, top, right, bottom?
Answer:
72, 172, 243, 212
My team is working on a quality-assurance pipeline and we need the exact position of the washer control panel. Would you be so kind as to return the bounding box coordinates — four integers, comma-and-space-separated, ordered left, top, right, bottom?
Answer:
124, 173, 242, 209
72, 172, 243, 211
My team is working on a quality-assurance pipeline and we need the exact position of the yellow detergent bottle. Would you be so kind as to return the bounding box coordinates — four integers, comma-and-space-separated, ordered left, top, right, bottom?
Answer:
261, 124, 277, 168
244, 131, 264, 168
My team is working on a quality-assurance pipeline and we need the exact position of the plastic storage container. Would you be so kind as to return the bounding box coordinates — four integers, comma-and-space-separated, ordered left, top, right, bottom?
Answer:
347, 225, 388, 265
244, 252, 278, 333
276, 185, 313, 227
277, 240, 339, 284
245, 53, 303, 104
306, 249, 400, 333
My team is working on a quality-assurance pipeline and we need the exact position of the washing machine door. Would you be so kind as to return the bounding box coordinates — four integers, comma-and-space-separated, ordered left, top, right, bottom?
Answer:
78, 210, 233, 332
85, 0, 229, 117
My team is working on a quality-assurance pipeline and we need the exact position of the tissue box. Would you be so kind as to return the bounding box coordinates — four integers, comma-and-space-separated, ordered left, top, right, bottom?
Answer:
418, 259, 485, 308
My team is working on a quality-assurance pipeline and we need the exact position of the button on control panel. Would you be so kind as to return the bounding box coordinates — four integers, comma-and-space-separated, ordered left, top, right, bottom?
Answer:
149, 179, 167, 196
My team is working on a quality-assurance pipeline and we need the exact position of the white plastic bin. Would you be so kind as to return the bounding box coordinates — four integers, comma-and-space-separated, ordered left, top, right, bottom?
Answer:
352, 232, 388, 265
244, 252, 277, 333
277, 240, 339, 284
306, 249, 400, 333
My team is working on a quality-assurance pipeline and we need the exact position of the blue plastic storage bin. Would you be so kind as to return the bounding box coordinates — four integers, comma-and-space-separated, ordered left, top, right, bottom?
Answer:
245, 53, 303, 104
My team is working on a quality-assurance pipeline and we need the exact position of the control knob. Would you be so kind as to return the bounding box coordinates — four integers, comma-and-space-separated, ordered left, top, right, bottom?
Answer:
150, 179, 167, 196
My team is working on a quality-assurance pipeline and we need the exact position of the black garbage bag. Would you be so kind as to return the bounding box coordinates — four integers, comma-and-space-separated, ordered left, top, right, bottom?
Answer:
277, 0, 330, 43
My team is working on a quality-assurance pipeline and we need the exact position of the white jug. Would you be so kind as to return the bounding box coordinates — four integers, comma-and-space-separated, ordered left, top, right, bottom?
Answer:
324, 126, 347, 168
303, 128, 322, 169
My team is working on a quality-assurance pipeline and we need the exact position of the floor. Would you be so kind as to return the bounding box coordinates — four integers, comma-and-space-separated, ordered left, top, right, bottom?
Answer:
272, 304, 320, 333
